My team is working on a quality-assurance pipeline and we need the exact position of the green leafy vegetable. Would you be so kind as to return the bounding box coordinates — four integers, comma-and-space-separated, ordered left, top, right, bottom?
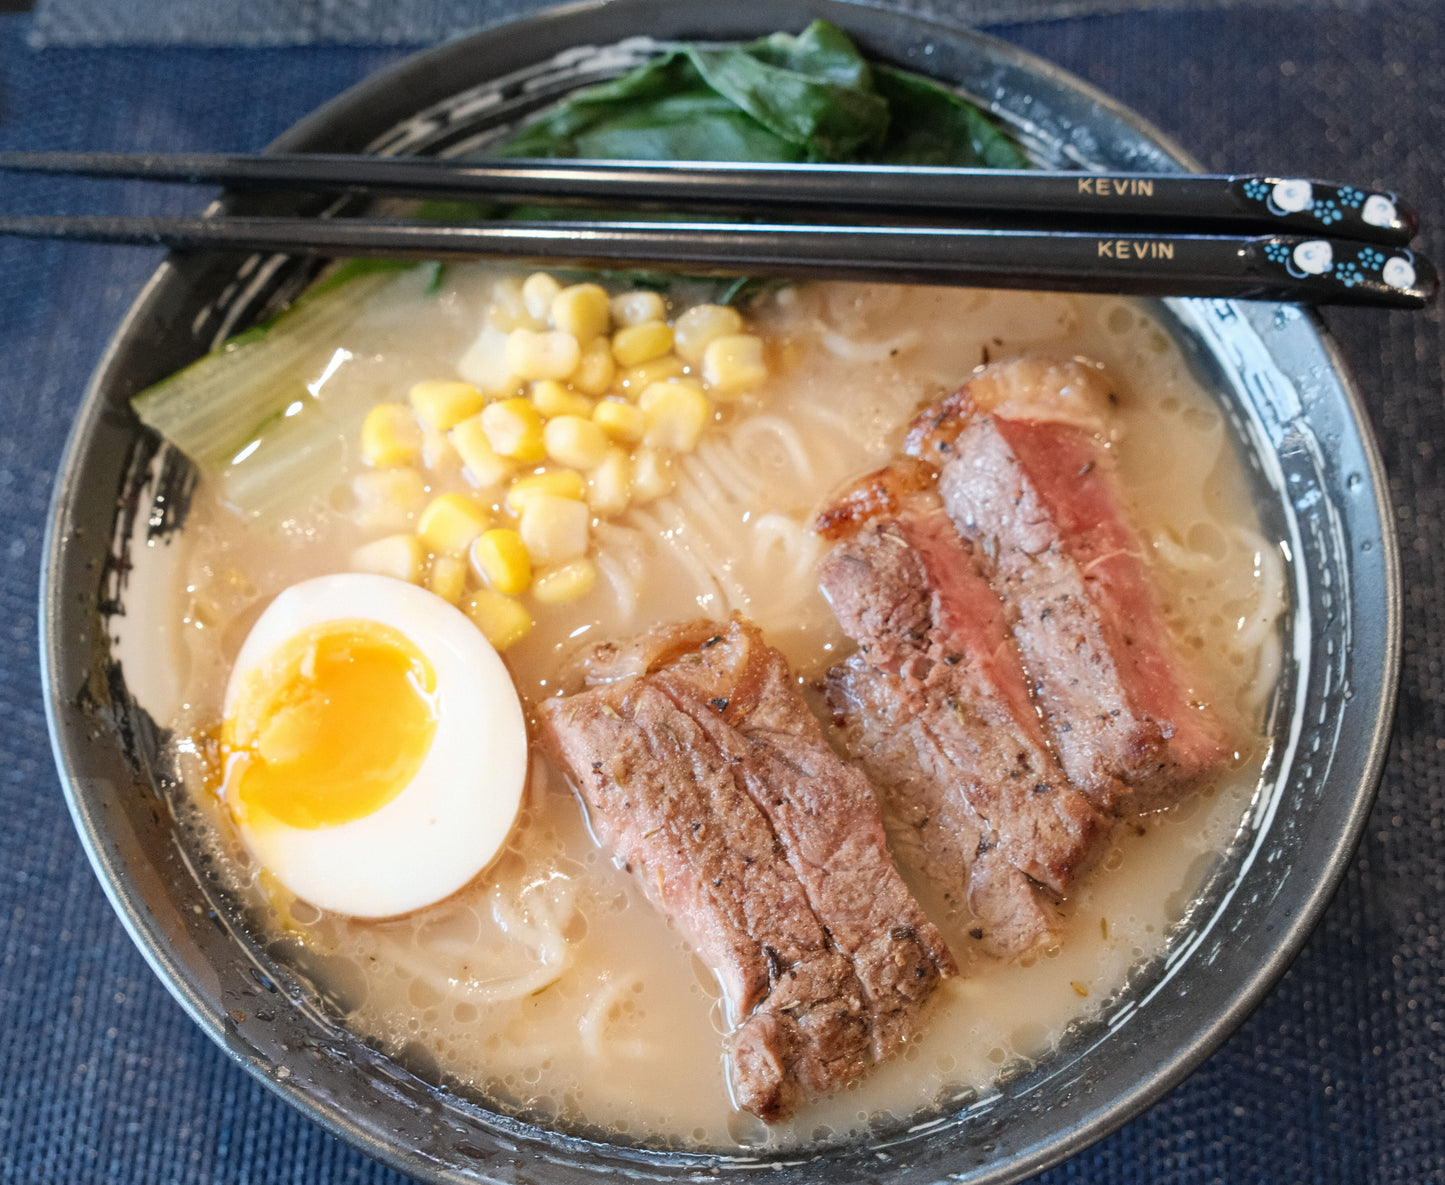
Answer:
502, 53, 803, 163
872, 66, 1027, 168
502, 20, 1025, 168
682, 26, 888, 161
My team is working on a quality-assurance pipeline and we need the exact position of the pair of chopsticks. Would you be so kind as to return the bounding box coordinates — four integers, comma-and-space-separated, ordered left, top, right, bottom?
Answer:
0, 151, 1434, 308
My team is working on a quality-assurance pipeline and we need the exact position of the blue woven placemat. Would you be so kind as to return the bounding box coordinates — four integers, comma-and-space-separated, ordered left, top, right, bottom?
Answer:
24, 0, 1371, 48
1, 2, 1441, 1182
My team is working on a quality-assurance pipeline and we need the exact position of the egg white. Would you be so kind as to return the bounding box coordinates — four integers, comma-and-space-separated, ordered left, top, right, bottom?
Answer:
223, 573, 527, 918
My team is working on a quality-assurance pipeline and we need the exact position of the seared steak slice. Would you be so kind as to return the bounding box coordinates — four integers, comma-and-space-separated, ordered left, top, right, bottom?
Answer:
820, 496, 1104, 893
816, 466, 1108, 957
913, 358, 1232, 807
539, 617, 954, 1122
826, 659, 1059, 958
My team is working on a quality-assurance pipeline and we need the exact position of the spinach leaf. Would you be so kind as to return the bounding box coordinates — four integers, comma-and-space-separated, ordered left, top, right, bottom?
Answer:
683, 22, 888, 161
498, 21, 1018, 169
873, 66, 1029, 168
500, 53, 802, 162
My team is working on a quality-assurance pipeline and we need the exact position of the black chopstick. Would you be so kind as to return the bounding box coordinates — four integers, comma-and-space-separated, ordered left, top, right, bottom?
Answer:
0, 214, 1432, 308
0, 151, 1419, 247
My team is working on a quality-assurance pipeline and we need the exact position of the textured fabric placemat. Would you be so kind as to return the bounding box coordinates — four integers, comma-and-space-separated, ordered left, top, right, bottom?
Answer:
28, 0, 1370, 48
1, 2, 1441, 1183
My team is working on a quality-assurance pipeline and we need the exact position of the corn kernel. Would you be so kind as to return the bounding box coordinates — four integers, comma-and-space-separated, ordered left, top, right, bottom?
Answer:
641, 383, 710, 452
592, 399, 646, 444
521, 272, 562, 322
631, 446, 675, 504
470, 528, 532, 595
519, 493, 590, 565
360, 402, 422, 467
615, 355, 686, 393
421, 427, 461, 474
637, 377, 705, 411
587, 447, 631, 516
429, 554, 468, 604
449, 413, 514, 488
350, 467, 428, 534
611, 320, 674, 368
417, 493, 490, 554
466, 589, 533, 651
544, 415, 610, 470
409, 380, 485, 431
350, 534, 424, 583
505, 328, 581, 382
610, 290, 666, 327
505, 470, 586, 516
550, 282, 611, 343
701, 334, 768, 395
457, 325, 525, 399
530, 379, 594, 419
481, 397, 547, 461
673, 303, 743, 365
487, 277, 546, 333
533, 558, 598, 605
571, 336, 616, 395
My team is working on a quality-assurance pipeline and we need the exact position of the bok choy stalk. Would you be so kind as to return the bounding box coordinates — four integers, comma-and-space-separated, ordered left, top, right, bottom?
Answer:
131, 270, 400, 524
131, 20, 1026, 528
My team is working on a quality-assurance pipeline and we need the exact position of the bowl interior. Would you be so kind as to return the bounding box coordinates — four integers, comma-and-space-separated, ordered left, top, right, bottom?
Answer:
41, 2, 1398, 1183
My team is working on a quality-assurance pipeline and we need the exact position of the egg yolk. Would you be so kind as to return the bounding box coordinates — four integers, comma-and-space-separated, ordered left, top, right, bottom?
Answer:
222, 620, 438, 830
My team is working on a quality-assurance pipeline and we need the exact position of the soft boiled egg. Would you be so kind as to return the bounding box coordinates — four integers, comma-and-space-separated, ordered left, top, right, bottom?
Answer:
219, 573, 527, 918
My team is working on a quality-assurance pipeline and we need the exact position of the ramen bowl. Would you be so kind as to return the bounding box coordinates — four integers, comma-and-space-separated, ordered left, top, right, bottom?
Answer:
40, 1, 1399, 1181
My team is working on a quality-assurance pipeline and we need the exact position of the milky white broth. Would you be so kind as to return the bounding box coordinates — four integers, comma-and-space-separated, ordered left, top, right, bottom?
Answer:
156, 265, 1282, 1150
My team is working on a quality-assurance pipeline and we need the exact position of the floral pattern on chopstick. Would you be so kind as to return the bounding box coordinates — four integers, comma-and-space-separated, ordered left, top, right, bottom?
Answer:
1260, 236, 1422, 296
1237, 176, 1404, 237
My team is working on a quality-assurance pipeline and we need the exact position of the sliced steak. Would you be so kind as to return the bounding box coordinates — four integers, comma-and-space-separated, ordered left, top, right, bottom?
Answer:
816, 465, 1109, 956
539, 617, 954, 1123
912, 358, 1232, 807
826, 658, 1059, 958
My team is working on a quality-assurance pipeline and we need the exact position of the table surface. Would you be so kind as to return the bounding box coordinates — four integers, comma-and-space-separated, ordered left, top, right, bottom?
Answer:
1, 2, 1442, 1182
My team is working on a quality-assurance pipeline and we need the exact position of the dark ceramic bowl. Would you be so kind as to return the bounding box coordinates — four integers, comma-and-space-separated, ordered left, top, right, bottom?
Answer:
40, 1, 1399, 1182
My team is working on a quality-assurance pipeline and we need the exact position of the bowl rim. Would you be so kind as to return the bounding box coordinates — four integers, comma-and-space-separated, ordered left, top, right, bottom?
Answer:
39, 1, 1402, 1182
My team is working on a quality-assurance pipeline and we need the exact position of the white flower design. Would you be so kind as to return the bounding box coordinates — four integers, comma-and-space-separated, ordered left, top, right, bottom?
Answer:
1271, 179, 1314, 214
1381, 256, 1416, 290
1362, 194, 1398, 229
1292, 240, 1334, 275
